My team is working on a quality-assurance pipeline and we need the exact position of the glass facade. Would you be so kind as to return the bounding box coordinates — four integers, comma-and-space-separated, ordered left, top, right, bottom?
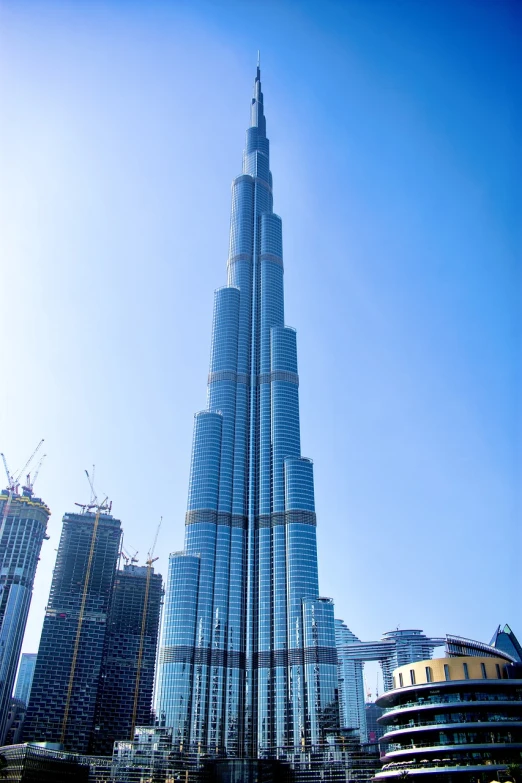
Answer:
335, 621, 367, 740
90, 563, 163, 756
157, 66, 339, 759
380, 630, 446, 692
0, 491, 50, 744
13, 653, 37, 706
23, 510, 122, 752
490, 624, 522, 663
334, 622, 445, 744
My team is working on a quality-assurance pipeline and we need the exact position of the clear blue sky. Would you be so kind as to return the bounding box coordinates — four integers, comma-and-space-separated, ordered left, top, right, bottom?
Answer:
1, 0, 520, 667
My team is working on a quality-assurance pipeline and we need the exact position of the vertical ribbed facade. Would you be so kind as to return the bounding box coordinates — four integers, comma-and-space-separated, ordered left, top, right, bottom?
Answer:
157, 67, 339, 759
0, 492, 49, 745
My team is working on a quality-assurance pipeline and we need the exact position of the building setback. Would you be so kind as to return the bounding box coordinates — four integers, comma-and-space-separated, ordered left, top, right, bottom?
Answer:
24, 509, 122, 752
91, 563, 163, 756
13, 653, 37, 706
0, 490, 50, 744
156, 65, 339, 760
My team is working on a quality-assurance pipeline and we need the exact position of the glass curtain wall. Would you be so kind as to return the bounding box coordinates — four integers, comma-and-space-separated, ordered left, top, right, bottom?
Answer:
157, 66, 339, 760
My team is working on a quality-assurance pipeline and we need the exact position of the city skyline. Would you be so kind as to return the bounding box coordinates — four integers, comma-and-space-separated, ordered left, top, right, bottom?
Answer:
0, 0, 519, 671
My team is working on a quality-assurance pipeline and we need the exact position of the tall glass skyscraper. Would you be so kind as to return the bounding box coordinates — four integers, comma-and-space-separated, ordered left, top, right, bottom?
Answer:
13, 653, 37, 706
157, 66, 339, 760
0, 490, 50, 745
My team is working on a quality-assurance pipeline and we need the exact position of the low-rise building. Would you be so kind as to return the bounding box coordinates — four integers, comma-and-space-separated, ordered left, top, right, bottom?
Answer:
375, 656, 522, 781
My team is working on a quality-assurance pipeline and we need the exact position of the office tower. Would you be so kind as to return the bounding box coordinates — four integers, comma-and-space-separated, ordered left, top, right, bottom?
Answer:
24, 508, 122, 752
157, 66, 339, 760
335, 621, 444, 743
376, 655, 522, 782
91, 563, 163, 756
0, 489, 50, 744
335, 621, 367, 740
13, 653, 37, 706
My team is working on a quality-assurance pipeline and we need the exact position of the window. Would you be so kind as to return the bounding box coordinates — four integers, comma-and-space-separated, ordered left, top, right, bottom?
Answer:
481, 663, 487, 679
393, 676, 396, 690
496, 664, 502, 679
463, 663, 469, 680
410, 669, 416, 685
444, 664, 451, 681
425, 666, 433, 683
399, 673, 404, 687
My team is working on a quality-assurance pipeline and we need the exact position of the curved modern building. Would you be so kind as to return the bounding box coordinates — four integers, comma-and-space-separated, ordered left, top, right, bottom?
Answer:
156, 66, 339, 760
335, 622, 445, 742
375, 657, 522, 781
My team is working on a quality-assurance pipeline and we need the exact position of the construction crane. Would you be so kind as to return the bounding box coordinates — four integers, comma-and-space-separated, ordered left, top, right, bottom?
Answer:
0, 439, 45, 541
61, 469, 111, 744
130, 516, 162, 738
86, 467, 97, 505
119, 544, 139, 568
1, 439, 44, 494
74, 468, 111, 515
22, 453, 47, 496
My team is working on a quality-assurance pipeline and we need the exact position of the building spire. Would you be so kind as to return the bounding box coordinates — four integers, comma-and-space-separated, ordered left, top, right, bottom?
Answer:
251, 55, 266, 136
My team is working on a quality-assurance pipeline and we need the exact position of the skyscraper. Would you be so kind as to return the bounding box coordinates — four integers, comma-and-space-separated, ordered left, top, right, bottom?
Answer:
335, 621, 366, 740
0, 489, 50, 745
13, 653, 37, 706
157, 66, 339, 760
91, 563, 163, 756
335, 621, 444, 743
24, 508, 122, 752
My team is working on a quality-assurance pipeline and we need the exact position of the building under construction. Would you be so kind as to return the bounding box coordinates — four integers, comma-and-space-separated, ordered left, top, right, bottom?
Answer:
91, 563, 163, 756
0, 475, 50, 745
23, 507, 122, 752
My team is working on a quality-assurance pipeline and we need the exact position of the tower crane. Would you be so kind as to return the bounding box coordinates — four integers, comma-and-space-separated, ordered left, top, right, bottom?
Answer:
22, 453, 47, 496
130, 516, 162, 738
0, 439, 45, 542
74, 467, 111, 515
119, 545, 139, 568
85, 466, 97, 506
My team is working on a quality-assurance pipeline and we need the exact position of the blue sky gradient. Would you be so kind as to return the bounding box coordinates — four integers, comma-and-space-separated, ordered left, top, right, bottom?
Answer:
1, 0, 520, 666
